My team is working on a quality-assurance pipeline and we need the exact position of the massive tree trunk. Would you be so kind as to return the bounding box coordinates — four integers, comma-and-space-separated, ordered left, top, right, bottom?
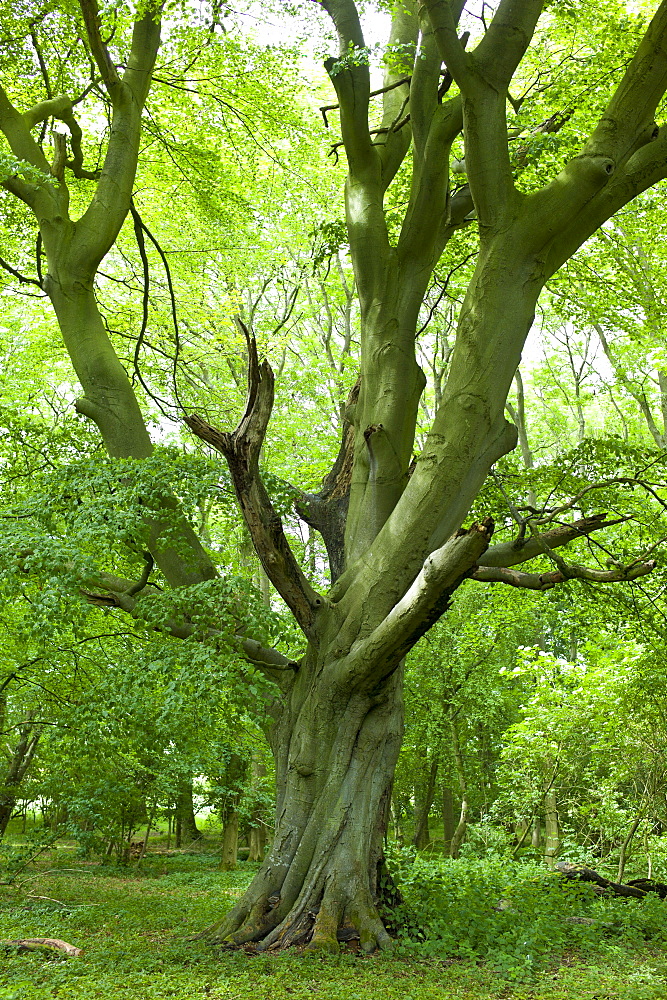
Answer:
207, 651, 404, 952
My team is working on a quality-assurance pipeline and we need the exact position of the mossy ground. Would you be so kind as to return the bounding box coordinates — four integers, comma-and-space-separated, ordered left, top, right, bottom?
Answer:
1, 850, 667, 999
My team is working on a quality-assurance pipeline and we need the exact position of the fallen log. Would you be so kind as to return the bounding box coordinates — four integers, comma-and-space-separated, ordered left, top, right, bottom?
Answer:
1, 937, 82, 957
626, 878, 667, 899
555, 863, 667, 899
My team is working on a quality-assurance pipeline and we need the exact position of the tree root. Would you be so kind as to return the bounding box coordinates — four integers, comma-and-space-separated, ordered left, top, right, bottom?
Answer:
204, 875, 395, 954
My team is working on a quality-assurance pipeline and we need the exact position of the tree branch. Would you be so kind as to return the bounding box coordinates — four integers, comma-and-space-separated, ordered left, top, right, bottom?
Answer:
349, 519, 493, 683
0, 85, 51, 174
320, 0, 376, 175
472, 560, 656, 590
375, 1, 417, 189
73, 2, 162, 272
79, 0, 122, 91
478, 514, 626, 569
426, 0, 544, 229
185, 321, 325, 637
81, 572, 299, 680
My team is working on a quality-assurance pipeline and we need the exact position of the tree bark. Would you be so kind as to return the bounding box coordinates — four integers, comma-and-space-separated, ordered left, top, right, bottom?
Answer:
449, 715, 468, 859
176, 784, 200, 845
442, 785, 455, 856
220, 813, 239, 871
544, 789, 560, 868
248, 756, 269, 862
412, 758, 438, 849
204, 655, 404, 953
3, 0, 667, 957
0, 714, 41, 840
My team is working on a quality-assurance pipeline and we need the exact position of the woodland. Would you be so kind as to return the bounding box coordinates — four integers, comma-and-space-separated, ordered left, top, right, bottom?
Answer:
4, 0, 667, 996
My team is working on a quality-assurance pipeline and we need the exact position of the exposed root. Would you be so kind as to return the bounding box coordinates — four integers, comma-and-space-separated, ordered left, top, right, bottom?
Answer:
203, 870, 395, 955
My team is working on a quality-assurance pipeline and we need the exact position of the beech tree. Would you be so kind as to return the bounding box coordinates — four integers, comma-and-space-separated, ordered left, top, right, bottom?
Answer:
3, 0, 667, 953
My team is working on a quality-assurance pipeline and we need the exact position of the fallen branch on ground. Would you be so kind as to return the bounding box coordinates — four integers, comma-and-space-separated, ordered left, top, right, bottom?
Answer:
555, 862, 667, 899
1, 937, 82, 956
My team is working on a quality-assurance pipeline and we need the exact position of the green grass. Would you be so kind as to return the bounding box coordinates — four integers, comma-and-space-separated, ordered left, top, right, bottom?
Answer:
1, 852, 667, 999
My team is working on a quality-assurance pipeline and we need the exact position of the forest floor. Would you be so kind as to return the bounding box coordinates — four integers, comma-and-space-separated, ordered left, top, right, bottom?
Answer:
2, 849, 667, 1000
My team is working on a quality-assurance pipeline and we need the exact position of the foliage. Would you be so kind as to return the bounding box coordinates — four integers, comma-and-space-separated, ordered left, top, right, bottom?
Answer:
1, 853, 667, 996
388, 851, 667, 981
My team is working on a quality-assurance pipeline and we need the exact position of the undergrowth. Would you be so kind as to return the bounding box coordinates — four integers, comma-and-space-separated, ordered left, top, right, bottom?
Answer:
0, 850, 667, 999
388, 848, 667, 980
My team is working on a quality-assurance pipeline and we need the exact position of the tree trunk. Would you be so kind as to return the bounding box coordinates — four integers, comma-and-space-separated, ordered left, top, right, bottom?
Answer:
531, 816, 541, 850
0, 799, 15, 838
617, 807, 644, 883
220, 813, 240, 871
205, 657, 404, 953
249, 824, 267, 863
544, 789, 560, 868
0, 714, 41, 840
442, 785, 455, 856
448, 715, 468, 859
176, 784, 200, 844
412, 758, 438, 849
248, 755, 269, 862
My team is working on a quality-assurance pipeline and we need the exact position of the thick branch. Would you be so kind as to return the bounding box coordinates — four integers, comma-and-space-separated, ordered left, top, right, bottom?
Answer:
185, 325, 324, 636
478, 514, 624, 568
0, 86, 53, 209
81, 572, 298, 679
1, 939, 82, 958
73, 2, 162, 272
585, 1, 667, 164
349, 519, 493, 680
79, 0, 122, 91
376, 2, 417, 189
471, 560, 656, 590
426, 0, 544, 229
295, 381, 358, 583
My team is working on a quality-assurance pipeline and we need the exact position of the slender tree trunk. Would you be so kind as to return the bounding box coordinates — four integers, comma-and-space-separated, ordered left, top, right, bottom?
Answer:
412, 758, 438, 849
617, 807, 644, 883
442, 785, 455, 856
544, 789, 560, 868
448, 716, 468, 859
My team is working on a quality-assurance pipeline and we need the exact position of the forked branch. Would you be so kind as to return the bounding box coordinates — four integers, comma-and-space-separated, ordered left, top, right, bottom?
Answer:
185, 321, 324, 636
